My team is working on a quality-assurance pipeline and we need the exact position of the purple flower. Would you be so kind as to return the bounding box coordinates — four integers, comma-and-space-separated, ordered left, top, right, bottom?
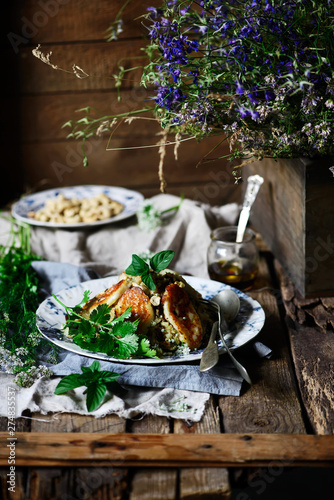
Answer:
235, 81, 244, 95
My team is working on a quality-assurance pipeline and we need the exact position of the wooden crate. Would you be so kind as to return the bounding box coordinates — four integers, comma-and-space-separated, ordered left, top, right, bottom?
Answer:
243, 156, 334, 297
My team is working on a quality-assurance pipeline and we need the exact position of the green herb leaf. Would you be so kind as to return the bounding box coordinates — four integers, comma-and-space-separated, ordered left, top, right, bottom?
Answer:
150, 250, 175, 273
138, 337, 158, 358
99, 371, 121, 384
115, 333, 140, 358
0, 219, 54, 387
90, 304, 111, 325
125, 250, 175, 290
54, 361, 121, 412
86, 382, 107, 412
54, 374, 86, 394
125, 254, 149, 276
140, 269, 157, 291
81, 360, 100, 373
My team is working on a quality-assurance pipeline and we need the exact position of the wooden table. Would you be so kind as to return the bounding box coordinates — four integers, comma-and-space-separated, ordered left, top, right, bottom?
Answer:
1, 247, 334, 499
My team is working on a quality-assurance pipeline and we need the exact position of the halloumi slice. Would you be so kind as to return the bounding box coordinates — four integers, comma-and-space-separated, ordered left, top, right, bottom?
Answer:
162, 283, 203, 350
80, 278, 132, 319
115, 286, 155, 333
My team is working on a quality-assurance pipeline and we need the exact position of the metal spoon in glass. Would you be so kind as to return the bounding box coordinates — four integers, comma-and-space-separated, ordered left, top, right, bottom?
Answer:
200, 290, 252, 384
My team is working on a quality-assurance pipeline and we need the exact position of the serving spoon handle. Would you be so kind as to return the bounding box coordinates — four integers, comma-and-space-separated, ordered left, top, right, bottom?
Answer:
216, 304, 252, 385
199, 322, 219, 372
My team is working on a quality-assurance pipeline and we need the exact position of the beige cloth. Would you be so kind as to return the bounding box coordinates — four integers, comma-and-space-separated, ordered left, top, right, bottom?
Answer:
29, 194, 239, 278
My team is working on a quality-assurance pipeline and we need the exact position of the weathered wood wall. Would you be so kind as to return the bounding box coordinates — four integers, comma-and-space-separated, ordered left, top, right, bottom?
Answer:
3, 0, 242, 206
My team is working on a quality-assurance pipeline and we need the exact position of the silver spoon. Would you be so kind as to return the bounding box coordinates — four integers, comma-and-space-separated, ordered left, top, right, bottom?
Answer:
213, 291, 252, 384
199, 321, 220, 372
200, 290, 240, 372
236, 174, 263, 243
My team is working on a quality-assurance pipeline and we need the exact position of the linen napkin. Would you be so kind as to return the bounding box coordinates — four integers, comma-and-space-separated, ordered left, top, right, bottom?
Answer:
32, 259, 246, 398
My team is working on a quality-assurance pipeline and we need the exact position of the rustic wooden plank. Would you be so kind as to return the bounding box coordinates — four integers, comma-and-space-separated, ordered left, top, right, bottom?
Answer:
18, 40, 145, 94
276, 261, 334, 434
128, 412, 178, 500
287, 323, 334, 435
27, 412, 128, 500
0, 468, 26, 500
243, 159, 305, 293
21, 136, 239, 205
27, 467, 128, 500
0, 412, 30, 500
8, 0, 159, 44
1, 432, 334, 467
0, 415, 30, 433
21, 91, 153, 142
243, 158, 334, 297
174, 398, 231, 500
30, 412, 126, 434
219, 255, 307, 434
129, 469, 177, 500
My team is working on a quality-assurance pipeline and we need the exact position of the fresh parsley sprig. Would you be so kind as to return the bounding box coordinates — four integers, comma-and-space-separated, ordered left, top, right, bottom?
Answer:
125, 250, 175, 290
53, 293, 157, 360
54, 360, 120, 412
0, 215, 56, 386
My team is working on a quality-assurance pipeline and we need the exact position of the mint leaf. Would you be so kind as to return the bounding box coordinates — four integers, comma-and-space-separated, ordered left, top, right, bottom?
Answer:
54, 361, 121, 412
99, 371, 121, 384
140, 269, 157, 291
84, 360, 100, 373
86, 381, 107, 412
125, 254, 149, 276
150, 250, 175, 272
54, 374, 86, 394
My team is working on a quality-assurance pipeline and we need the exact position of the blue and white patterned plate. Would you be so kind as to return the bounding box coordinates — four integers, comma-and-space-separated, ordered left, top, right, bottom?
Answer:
11, 185, 144, 228
36, 276, 265, 365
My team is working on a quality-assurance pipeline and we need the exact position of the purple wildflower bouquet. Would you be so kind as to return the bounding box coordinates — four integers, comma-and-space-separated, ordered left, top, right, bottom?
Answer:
66, 0, 334, 167
140, 0, 334, 162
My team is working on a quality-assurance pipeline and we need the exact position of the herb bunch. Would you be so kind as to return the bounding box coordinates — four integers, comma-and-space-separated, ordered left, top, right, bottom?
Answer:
55, 291, 158, 359
125, 249, 175, 290
0, 218, 54, 386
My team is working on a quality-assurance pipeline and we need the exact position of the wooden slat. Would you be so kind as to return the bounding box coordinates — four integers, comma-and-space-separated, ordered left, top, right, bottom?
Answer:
21, 136, 239, 205
0, 414, 30, 499
1, 433, 334, 467
0, 468, 26, 500
9, 0, 157, 43
21, 91, 153, 142
277, 262, 334, 434
288, 324, 334, 435
219, 254, 307, 435
18, 41, 145, 94
26, 413, 128, 500
128, 412, 177, 500
174, 398, 231, 500
129, 469, 177, 500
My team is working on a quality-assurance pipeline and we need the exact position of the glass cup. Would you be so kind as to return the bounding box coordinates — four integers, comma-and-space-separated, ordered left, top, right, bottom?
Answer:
207, 226, 259, 290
